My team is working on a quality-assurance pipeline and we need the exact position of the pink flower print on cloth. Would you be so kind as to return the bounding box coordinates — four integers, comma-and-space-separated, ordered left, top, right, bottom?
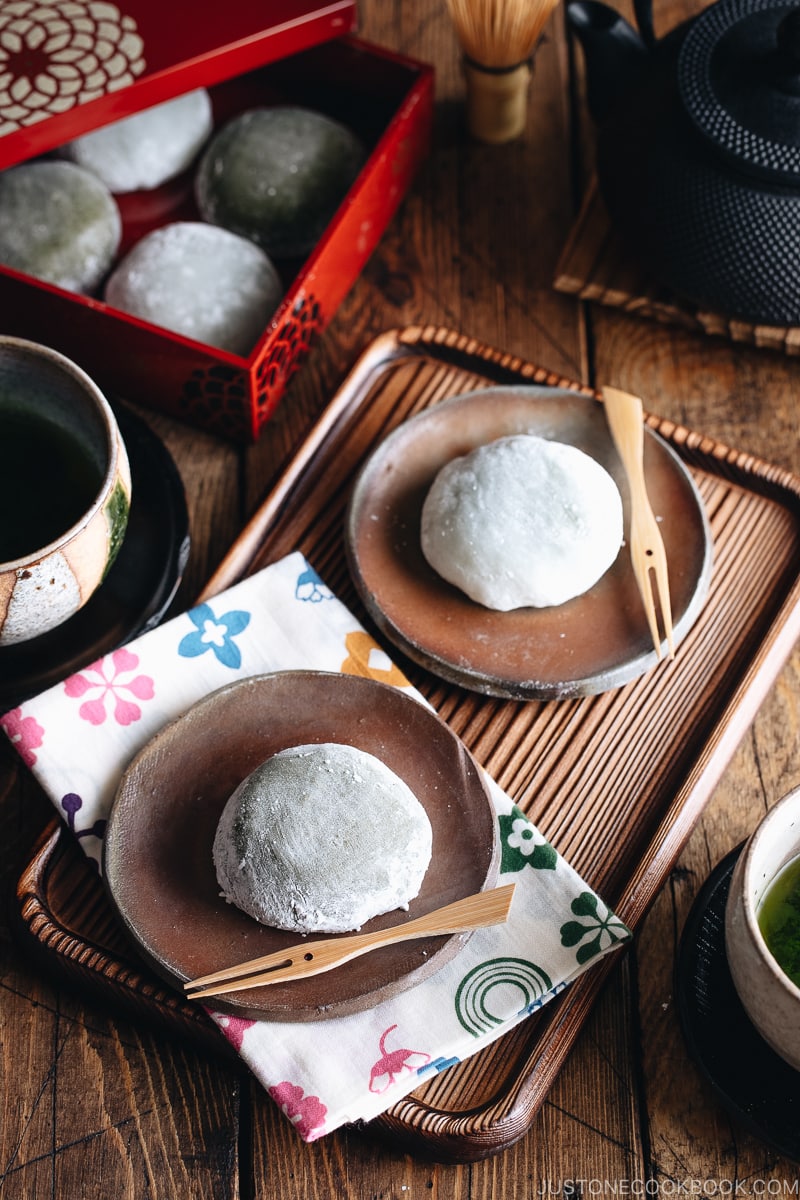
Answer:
268, 1082, 327, 1141
64, 648, 155, 726
368, 1025, 431, 1094
214, 1013, 258, 1053
0, 708, 44, 767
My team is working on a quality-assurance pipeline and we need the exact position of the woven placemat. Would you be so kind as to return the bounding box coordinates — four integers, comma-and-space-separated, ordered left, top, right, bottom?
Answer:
554, 179, 800, 357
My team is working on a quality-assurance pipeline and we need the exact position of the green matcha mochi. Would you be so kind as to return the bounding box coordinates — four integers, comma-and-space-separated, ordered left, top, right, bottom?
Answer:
0, 161, 121, 294
195, 106, 366, 259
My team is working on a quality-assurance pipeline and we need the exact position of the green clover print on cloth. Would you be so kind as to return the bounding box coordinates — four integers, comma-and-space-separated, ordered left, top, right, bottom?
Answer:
499, 805, 558, 874
560, 892, 630, 965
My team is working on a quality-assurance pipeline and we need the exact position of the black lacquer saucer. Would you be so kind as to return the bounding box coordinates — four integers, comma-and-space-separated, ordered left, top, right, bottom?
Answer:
676, 845, 800, 1162
0, 406, 190, 711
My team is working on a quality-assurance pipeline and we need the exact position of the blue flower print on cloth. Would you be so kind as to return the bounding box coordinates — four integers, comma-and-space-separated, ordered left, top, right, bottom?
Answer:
295, 562, 335, 604
178, 602, 251, 668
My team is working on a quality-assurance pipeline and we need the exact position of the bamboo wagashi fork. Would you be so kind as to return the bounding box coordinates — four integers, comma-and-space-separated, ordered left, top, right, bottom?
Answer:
601, 385, 675, 661
184, 884, 516, 999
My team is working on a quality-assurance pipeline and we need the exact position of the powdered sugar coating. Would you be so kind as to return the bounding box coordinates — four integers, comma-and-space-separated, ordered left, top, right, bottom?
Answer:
420, 434, 623, 610
61, 90, 213, 193
213, 743, 433, 934
104, 221, 282, 354
0, 161, 121, 294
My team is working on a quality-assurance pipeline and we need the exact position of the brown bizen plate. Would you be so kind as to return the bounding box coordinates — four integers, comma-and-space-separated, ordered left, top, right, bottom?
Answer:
346, 386, 713, 699
102, 669, 499, 1022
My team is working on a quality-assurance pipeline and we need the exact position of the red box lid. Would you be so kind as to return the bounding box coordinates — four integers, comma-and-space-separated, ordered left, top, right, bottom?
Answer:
0, 0, 358, 170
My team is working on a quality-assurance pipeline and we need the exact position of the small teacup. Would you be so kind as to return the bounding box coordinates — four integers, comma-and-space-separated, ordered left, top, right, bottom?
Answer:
724, 786, 800, 1071
0, 335, 132, 646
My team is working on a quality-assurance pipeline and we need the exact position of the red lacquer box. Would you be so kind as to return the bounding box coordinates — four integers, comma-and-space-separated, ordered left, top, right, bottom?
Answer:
0, 1, 434, 441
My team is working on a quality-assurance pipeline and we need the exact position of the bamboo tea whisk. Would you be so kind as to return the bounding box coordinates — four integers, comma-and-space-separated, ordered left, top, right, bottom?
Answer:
446, 0, 561, 143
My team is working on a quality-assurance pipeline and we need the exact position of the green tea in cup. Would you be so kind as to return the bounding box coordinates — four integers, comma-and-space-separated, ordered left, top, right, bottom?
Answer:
757, 853, 800, 989
0, 408, 104, 563
0, 335, 131, 646
725, 787, 800, 1072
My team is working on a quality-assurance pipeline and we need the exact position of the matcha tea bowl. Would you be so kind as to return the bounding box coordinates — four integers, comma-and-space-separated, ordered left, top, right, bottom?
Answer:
725, 786, 800, 1073
0, 335, 131, 646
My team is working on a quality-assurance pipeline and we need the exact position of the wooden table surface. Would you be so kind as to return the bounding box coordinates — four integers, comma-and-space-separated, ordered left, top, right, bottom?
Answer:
2, 0, 799, 1194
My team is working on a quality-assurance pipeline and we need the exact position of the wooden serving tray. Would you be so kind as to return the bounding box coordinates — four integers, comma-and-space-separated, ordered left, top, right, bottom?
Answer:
16, 325, 800, 1161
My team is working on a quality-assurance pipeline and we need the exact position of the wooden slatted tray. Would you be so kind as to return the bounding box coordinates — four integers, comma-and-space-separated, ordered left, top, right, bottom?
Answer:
554, 181, 800, 357
15, 325, 800, 1161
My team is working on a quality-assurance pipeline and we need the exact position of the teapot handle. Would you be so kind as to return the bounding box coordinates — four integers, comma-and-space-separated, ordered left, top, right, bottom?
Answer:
633, 0, 655, 45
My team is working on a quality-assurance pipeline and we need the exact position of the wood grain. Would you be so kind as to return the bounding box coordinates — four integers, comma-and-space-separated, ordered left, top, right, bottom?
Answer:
2, 0, 800, 1193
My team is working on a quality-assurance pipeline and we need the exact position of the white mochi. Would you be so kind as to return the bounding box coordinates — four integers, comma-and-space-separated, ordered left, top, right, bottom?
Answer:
0, 161, 121, 294
420, 434, 623, 610
104, 221, 282, 354
61, 90, 213, 192
212, 743, 433, 934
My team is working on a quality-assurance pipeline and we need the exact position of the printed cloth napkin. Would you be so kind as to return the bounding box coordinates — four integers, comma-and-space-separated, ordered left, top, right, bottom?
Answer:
2, 551, 630, 1142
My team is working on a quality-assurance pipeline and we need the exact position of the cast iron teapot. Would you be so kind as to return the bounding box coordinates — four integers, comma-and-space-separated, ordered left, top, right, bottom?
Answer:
567, 0, 800, 325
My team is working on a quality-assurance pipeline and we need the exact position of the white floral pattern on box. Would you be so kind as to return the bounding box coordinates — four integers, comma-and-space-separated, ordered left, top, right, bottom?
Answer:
1, 552, 630, 1142
0, 1, 146, 137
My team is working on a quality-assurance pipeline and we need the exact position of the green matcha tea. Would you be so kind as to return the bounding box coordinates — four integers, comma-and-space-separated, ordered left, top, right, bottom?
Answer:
757, 852, 800, 989
0, 409, 103, 563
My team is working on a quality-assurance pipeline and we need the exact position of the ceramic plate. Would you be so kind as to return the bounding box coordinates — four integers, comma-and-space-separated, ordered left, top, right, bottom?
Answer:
345, 386, 713, 699
103, 670, 500, 1022
0, 406, 190, 710
676, 847, 800, 1162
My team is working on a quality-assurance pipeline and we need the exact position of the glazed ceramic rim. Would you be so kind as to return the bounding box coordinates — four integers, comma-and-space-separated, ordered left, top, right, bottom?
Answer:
739, 786, 800, 1002
0, 334, 120, 571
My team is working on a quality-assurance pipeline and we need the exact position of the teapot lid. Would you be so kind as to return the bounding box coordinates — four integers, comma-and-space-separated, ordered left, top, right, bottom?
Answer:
678, 0, 800, 183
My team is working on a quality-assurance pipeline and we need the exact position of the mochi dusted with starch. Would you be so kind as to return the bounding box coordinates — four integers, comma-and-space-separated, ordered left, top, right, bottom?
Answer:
104, 221, 283, 355
195, 106, 366, 258
0, 161, 121, 294
420, 434, 624, 610
60, 90, 213, 193
212, 742, 433, 934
